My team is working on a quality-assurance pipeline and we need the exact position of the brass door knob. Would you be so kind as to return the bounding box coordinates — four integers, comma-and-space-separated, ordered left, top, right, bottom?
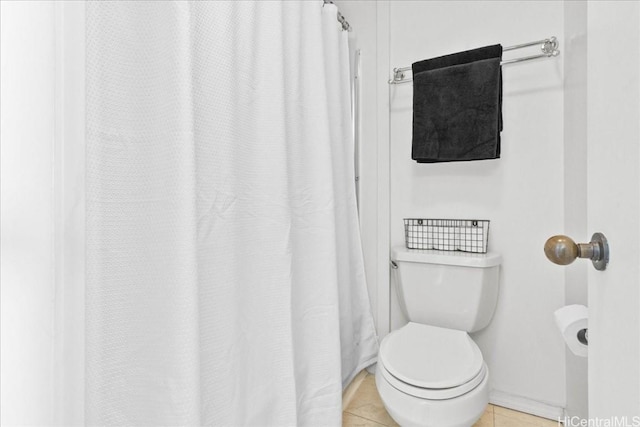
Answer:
544, 233, 609, 271
544, 235, 579, 265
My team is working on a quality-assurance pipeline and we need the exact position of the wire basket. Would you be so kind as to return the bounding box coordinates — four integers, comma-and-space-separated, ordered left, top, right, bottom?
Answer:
404, 218, 490, 254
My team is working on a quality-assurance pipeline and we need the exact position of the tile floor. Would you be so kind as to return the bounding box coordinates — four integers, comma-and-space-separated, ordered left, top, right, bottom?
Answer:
342, 374, 561, 427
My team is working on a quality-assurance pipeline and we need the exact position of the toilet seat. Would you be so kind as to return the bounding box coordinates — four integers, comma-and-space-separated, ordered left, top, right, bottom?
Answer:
379, 356, 487, 400
379, 322, 486, 400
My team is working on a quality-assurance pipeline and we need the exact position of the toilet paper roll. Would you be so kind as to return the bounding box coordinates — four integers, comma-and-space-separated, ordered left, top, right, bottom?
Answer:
554, 304, 588, 358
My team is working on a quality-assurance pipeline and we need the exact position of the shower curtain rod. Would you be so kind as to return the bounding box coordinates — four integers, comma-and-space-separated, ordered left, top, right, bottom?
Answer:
388, 36, 559, 84
323, 0, 351, 31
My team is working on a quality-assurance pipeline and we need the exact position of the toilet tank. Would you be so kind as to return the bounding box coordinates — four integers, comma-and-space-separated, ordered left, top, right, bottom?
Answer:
392, 246, 501, 333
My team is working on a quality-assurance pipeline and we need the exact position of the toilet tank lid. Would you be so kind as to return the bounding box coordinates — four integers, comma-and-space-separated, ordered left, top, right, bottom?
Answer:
392, 246, 502, 267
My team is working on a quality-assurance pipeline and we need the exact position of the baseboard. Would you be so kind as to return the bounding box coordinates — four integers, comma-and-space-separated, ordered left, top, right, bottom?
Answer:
342, 370, 368, 411
490, 390, 565, 421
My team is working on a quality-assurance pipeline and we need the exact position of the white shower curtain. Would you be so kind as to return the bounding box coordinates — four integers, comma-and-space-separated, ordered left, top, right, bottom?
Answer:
85, 1, 378, 425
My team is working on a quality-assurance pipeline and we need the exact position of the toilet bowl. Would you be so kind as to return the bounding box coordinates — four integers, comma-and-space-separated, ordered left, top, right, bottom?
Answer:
377, 247, 501, 427
375, 322, 489, 427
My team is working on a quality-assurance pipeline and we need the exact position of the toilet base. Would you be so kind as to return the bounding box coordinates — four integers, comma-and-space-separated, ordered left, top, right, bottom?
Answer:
375, 364, 489, 427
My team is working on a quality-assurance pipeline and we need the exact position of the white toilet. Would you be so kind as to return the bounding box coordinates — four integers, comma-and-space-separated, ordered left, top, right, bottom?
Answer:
376, 246, 502, 427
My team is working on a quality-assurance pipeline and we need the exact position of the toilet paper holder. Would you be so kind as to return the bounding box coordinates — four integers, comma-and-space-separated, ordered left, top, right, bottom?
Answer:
554, 304, 589, 357
577, 328, 588, 345
544, 232, 609, 271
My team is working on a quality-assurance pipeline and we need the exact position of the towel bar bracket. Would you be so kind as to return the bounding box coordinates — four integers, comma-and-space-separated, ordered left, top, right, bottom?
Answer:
541, 36, 559, 56
390, 67, 408, 84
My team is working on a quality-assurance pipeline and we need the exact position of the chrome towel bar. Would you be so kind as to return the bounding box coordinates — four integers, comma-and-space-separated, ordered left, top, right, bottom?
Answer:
388, 36, 560, 85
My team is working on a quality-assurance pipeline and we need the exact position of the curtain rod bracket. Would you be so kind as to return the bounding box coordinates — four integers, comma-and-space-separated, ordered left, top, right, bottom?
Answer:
324, 0, 351, 31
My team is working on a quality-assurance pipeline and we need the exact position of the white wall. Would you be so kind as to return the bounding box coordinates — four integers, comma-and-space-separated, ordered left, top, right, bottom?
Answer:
53, 3, 86, 425
563, 0, 588, 419
338, 0, 569, 418
336, 1, 381, 330
388, 2, 566, 415
1, 2, 57, 425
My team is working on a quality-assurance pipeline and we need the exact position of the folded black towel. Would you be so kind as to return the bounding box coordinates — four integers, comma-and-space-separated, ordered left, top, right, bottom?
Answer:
412, 45, 502, 73
411, 45, 503, 163
413, 45, 503, 133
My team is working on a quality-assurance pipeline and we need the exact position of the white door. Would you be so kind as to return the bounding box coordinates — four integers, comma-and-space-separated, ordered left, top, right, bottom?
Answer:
586, 1, 640, 420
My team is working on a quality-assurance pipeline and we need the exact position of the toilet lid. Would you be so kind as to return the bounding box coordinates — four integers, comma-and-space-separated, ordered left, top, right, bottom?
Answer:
379, 356, 487, 400
379, 323, 484, 389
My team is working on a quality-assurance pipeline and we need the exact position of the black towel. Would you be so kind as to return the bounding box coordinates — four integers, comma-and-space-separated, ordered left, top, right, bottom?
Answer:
411, 45, 503, 163
412, 45, 503, 133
